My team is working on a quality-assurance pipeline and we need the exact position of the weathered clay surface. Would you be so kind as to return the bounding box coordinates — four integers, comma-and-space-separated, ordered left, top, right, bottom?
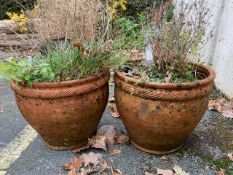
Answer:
11, 72, 110, 150
115, 65, 216, 154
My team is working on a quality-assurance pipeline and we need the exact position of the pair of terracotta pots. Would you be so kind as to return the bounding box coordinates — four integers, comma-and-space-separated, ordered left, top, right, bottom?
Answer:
11, 64, 215, 154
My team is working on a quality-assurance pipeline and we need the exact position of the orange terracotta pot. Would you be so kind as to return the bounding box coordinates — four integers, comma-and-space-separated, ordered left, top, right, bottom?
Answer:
114, 65, 215, 154
11, 72, 110, 150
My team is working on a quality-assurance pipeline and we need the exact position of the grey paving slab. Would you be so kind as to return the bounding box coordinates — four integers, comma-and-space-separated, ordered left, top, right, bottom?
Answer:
0, 79, 27, 150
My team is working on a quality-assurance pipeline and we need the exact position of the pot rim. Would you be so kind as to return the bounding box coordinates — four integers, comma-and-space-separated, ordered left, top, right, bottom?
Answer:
13, 71, 109, 89
115, 64, 215, 89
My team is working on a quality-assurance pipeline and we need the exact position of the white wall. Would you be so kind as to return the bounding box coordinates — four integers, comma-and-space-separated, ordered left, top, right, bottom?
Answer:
176, 0, 233, 98
202, 0, 233, 98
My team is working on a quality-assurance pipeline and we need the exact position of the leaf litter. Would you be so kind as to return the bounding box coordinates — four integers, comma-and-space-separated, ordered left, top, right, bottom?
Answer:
60, 152, 102, 175
145, 165, 190, 175
208, 98, 233, 119
73, 125, 129, 153
156, 168, 173, 175
108, 98, 120, 118
61, 153, 123, 175
60, 125, 128, 175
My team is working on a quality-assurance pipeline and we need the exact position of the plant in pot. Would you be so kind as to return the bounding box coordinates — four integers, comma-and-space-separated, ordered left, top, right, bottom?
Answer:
114, 0, 216, 154
0, 0, 117, 150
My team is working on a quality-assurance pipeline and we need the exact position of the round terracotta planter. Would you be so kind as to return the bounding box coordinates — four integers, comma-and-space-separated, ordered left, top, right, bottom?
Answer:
11, 72, 110, 150
114, 65, 215, 154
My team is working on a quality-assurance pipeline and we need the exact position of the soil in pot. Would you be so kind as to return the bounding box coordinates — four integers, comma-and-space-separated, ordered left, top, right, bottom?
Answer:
11, 72, 110, 150
114, 62, 215, 154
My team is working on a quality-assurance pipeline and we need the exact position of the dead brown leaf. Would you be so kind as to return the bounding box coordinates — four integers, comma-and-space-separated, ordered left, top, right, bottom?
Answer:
79, 168, 87, 175
145, 172, 154, 175
112, 169, 123, 175
73, 125, 128, 154
157, 168, 173, 175
216, 169, 226, 175
91, 135, 107, 151
62, 157, 84, 171
160, 156, 171, 163
209, 99, 233, 119
67, 168, 77, 175
109, 148, 121, 156
228, 153, 233, 161
115, 134, 129, 144
97, 125, 117, 146
82, 152, 102, 167
208, 99, 222, 111
61, 152, 103, 175
108, 98, 120, 118
101, 160, 110, 173
78, 168, 98, 175
173, 165, 189, 175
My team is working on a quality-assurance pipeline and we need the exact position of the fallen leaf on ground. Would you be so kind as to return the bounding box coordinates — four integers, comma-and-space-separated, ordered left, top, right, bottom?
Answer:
97, 125, 117, 146
157, 168, 173, 175
216, 169, 226, 175
160, 156, 172, 163
115, 134, 129, 144
67, 168, 77, 175
145, 172, 154, 175
112, 169, 123, 175
108, 98, 120, 118
173, 165, 189, 175
91, 135, 107, 151
78, 168, 98, 175
82, 152, 102, 167
62, 157, 84, 171
228, 153, 233, 161
208, 98, 233, 119
73, 125, 128, 154
61, 152, 103, 175
73, 125, 116, 152
109, 148, 121, 155
101, 160, 110, 173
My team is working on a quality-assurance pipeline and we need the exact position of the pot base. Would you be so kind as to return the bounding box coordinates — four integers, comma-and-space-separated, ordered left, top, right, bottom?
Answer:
44, 140, 88, 151
131, 140, 184, 155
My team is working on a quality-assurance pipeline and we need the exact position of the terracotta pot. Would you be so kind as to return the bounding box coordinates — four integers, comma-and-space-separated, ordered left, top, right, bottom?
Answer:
11, 72, 110, 150
114, 65, 215, 154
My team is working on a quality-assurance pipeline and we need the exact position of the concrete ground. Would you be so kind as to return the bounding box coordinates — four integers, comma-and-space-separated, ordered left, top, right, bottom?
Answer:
0, 79, 233, 175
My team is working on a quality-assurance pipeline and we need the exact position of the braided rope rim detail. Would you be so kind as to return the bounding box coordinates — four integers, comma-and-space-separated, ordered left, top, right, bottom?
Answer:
115, 77, 213, 101
11, 72, 110, 99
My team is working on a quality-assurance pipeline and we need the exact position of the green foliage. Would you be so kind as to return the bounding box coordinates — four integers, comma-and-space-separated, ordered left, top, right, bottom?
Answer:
120, 62, 198, 83
112, 17, 144, 50
122, 0, 155, 20
0, 0, 36, 20
0, 43, 115, 86
165, 4, 174, 22
0, 56, 55, 86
